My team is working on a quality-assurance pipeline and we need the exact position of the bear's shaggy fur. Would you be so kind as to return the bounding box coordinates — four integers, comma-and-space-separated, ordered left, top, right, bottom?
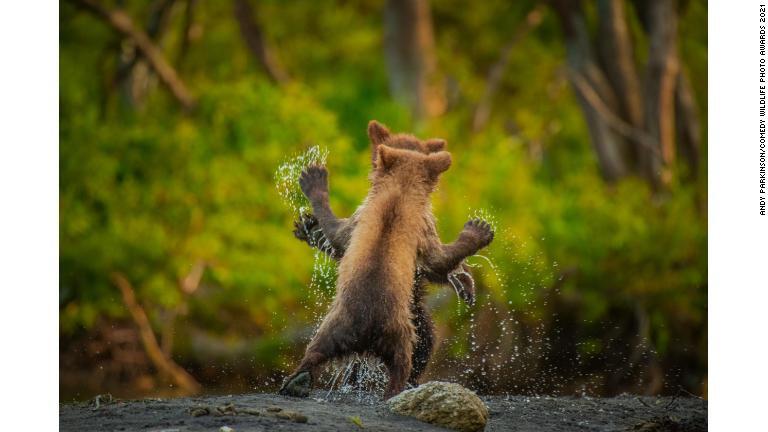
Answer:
280, 145, 454, 398
292, 121, 488, 384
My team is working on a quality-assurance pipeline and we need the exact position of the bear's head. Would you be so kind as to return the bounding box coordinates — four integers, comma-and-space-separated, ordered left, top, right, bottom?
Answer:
371, 143, 452, 195
367, 120, 446, 167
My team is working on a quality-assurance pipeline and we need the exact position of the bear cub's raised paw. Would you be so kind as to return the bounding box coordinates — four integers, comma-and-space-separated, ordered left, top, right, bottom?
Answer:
463, 218, 495, 249
299, 164, 329, 201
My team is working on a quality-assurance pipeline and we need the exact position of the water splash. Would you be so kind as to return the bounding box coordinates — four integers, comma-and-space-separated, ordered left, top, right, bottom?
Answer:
449, 208, 580, 395
320, 354, 389, 404
274, 145, 329, 217
304, 250, 337, 323
445, 207, 656, 397
274, 146, 338, 322
444, 208, 509, 386
468, 207, 499, 234
275, 166, 615, 398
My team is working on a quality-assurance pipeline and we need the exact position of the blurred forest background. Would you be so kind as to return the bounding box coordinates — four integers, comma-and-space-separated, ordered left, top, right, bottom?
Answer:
60, 0, 707, 400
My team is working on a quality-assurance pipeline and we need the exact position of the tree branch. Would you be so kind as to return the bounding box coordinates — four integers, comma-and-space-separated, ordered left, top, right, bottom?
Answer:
70, 0, 196, 111
111, 272, 201, 394
180, 260, 207, 295
568, 69, 661, 159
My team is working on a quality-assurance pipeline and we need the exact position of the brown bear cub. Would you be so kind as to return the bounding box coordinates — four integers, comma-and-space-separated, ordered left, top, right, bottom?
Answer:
292, 121, 485, 384
281, 144, 494, 399
294, 121, 476, 304
280, 145, 452, 398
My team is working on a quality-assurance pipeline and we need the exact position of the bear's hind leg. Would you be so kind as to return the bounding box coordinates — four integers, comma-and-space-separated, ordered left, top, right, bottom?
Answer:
377, 326, 414, 399
382, 348, 412, 399
409, 283, 435, 385
280, 324, 350, 397
279, 350, 326, 397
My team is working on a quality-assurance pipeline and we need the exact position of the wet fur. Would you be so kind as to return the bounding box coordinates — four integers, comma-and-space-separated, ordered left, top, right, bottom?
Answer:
281, 145, 455, 399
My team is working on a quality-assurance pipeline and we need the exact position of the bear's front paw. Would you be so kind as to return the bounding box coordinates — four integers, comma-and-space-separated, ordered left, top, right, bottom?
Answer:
449, 264, 476, 306
299, 164, 329, 201
279, 371, 312, 398
293, 213, 319, 242
463, 219, 494, 249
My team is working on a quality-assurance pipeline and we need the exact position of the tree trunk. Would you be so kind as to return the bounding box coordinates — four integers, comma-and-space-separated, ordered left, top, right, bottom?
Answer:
554, 0, 630, 181
675, 71, 701, 179
551, 0, 693, 189
596, 0, 644, 166
383, 0, 445, 120
642, 0, 680, 188
233, 0, 290, 84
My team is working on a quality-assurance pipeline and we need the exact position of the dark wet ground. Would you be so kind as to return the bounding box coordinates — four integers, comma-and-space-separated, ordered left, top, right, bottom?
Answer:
60, 391, 707, 431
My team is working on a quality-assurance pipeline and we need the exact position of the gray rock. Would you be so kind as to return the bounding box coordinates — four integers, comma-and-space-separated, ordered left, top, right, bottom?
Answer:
387, 381, 489, 432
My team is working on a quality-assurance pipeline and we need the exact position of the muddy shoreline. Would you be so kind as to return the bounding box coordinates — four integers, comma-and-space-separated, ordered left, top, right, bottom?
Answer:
60, 391, 707, 431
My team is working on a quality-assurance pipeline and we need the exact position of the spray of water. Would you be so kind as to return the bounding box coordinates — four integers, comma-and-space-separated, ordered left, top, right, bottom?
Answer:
274, 145, 340, 323
274, 162, 595, 399
446, 207, 555, 393
446, 207, 663, 397
320, 355, 389, 403
468, 207, 499, 234
274, 145, 329, 217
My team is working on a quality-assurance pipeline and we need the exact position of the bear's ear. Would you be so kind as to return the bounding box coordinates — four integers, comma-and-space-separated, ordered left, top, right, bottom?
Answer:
424, 138, 446, 153
377, 145, 400, 171
425, 151, 452, 177
368, 120, 391, 165
368, 120, 391, 145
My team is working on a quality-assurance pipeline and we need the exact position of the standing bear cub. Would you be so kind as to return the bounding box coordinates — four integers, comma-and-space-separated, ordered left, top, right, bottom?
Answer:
291, 121, 485, 385
280, 144, 494, 399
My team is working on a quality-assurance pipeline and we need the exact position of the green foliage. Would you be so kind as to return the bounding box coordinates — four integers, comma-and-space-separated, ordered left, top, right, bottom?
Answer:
60, 0, 707, 396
